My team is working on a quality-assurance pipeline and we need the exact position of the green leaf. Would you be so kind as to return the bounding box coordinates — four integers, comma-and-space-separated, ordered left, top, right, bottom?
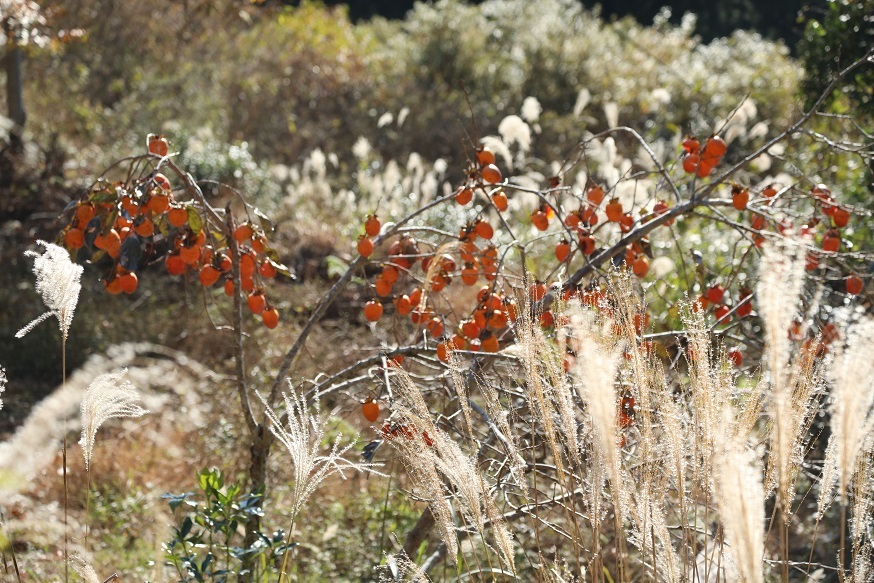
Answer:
180, 515, 193, 539
324, 254, 348, 279
255, 208, 274, 233
188, 207, 204, 233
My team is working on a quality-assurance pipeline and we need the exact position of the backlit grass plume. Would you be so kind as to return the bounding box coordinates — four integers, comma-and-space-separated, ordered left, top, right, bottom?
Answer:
15, 240, 83, 341
0, 365, 6, 411
258, 385, 383, 582
79, 369, 148, 470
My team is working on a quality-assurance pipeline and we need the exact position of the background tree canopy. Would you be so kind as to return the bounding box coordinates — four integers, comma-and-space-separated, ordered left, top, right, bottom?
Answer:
284, 0, 824, 47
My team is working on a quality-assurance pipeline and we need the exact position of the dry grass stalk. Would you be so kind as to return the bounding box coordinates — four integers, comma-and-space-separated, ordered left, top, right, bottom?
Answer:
258, 386, 382, 519
566, 302, 631, 577
819, 316, 874, 508
714, 435, 765, 583
69, 553, 100, 583
381, 549, 432, 582
851, 452, 873, 583
388, 365, 516, 574
756, 237, 808, 514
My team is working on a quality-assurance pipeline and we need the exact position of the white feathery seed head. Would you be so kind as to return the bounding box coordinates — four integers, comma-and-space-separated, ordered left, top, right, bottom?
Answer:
715, 443, 765, 583
0, 365, 6, 411
79, 369, 148, 470
258, 386, 383, 519
70, 553, 101, 583
16, 240, 83, 340
821, 315, 874, 507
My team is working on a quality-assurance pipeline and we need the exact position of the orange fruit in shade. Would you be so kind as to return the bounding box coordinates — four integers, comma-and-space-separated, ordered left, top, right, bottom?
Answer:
76, 203, 95, 226
65, 228, 85, 249
632, 255, 649, 278
374, 277, 392, 297
382, 264, 400, 285
166, 253, 186, 275
364, 300, 383, 322
762, 184, 777, 198
481, 333, 499, 353
104, 277, 123, 295
682, 153, 699, 174
587, 184, 605, 205
365, 215, 381, 237
153, 173, 171, 191
491, 190, 508, 211
262, 307, 279, 329
605, 199, 623, 222
728, 348, 743, 367
240, 252, 257, 276
619, 212, 634, 232
217, 254, 232, 272
707, 285, 725, 304
180, 244, 201, 265
531, 210, 549, 231
555, 240, 570, 262
696, 161, 714, 178
846, 274, 864, 295
461, 319, 481, 340
148, 192, 171, 214
822, 230, 841, 253
475, 220, 494, 240
461, 263, 478, 286
251, 234, 267, 254
395, 294, 413, 316
259, 260, 277, 278
148, 134, 169, 157
103, 229, 122, 257
121, 195, 139, 216
199, 265, 221, 287
732, 186, 749, 210
714, 305, 731, 322
134, 218, 155, 237
426, 317, 444, 337
357, 236, 374, 257
700, 135, 727, 165
248, 291, 266, 314
682, 136, 700, 154
476, 147, 496, 166
481, 164, 502, 184
119, 272, 138, 294
832, 207, 850, 228
167, 206, 189, 227
234, 223, 253, 242
455, 187, 473, 205
362, 400, 380, 422
653, 200, 671, 219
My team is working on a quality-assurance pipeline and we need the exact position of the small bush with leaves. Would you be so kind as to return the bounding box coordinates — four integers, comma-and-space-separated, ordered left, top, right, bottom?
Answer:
163, 469, 285, 583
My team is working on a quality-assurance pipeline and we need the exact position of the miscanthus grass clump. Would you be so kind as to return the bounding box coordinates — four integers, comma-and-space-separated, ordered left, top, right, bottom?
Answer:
367, 239, 871, 582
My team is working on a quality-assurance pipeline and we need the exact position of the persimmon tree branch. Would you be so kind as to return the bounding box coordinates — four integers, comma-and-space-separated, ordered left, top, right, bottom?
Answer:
265, 191, 458, 408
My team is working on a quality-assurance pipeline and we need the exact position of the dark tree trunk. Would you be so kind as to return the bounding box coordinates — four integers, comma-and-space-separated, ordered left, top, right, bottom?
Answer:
241, 425, 271, 582
4, 32, 26, 153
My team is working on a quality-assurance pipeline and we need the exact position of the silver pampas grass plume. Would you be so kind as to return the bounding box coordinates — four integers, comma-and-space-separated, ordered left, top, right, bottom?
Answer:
15, 240, 83, 341
79, 369, 148, 470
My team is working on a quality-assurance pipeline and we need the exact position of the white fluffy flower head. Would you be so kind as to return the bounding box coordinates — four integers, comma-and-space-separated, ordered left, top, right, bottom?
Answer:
16, 240, 83, 340
79, 369, 148, 470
